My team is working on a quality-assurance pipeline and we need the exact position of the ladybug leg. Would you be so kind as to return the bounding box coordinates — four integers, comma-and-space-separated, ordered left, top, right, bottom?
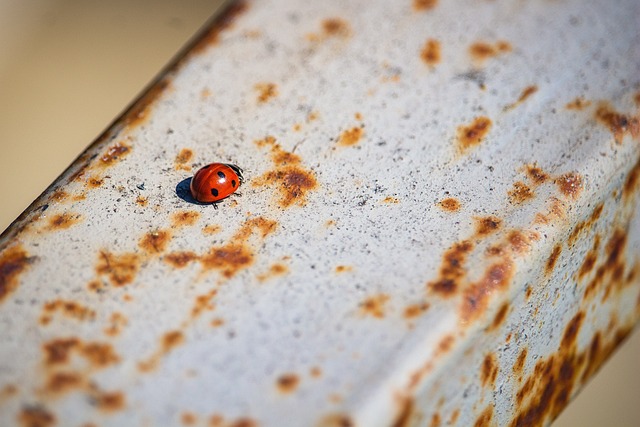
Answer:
233, 192, 243, 197
212, 202, 219, 210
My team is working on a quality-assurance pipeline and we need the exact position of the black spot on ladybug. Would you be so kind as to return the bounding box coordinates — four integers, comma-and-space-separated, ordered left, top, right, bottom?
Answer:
217, 171, 226, 179
211, 188, 219, 197
232, 180, 237, 188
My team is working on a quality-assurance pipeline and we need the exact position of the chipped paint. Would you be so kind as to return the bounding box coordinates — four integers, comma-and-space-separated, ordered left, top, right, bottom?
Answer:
1, 0, 640, 426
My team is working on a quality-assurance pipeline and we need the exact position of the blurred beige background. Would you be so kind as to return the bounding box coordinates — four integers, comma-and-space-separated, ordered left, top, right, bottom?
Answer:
0, 1, 637, 425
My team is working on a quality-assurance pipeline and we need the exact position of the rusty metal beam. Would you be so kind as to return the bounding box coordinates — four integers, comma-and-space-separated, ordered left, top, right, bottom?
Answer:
1, 0, 639, 426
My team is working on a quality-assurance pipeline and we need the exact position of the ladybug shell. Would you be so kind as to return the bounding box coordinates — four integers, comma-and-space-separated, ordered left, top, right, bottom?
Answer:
190, 163, 243, 203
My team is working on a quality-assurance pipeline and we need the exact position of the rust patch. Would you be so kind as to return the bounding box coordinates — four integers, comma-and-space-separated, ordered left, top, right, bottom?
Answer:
0, 245, 36, 304
578, 235, 600, 279
524, 164, 549, 185
420, 39, 441, 67
43, 338, 118, 370
436, 335, 455, 356
165, 251, 199, 268
456, 116, 492, 154
489, 302, 509, 330
104, 312, 128, 337
18, 405, 56, 427
136, 196, 148, 206
191, 289, 218, 319
338, 126, 364, 147
555, 172, 583, 199
51, 189, 69, 203
43, 371, 84, 395
257, 263, 288, 282
391, 396, 415, 427
171, 211, 200, 228
545, 244, 562, 276
189, 1, 248, 55
525, 286, 532, 300
413, 0, 438, 11
182, 412, 197, 425
461, 260, 514, 323
211, 317, 225, 327
86, 175, 104, 189
139, 230, 171, 254
428, 240, 474, 296
139, 330, 185, 372
594, 102, 640, 144
203, 224, 222, 235
322, 18, 351, 38
88, 385, 126, 413
175, 149, 193, 171
403, 302, 430, 319
40, 300, 96, 325
504, 85, 538, 110
514, 348, 528, 376
45, 212, 81, 231
565, 97, 591, 110
438, 197, 461, 212
318, 414, 355, 427
623, 156, 640, 200
448, 409, 460, 425
99, 142, 131, 167
474, 405, 494, 427
255, 83, 278, 104
96, 251, 140, 287
469, 40, 512, 63
0, 384, 17, 402
276, 373, 300, 394
508, 182, 535, 204
335, 265, 353, 274
480, 353, 499, 387
382, 196, 399, 204
508, 230, 532, 255
474, 216, 502, 237
253, 136, 318, 207
568, 203, 603, 246
581, 326, 633, 386
360, 294, 390, 318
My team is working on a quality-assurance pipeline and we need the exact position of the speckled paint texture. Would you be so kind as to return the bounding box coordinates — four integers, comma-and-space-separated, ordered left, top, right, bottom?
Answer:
1, 0, 640, 426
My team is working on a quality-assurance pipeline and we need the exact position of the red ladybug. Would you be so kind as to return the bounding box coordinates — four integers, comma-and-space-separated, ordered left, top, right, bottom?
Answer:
190, 163, 244, 205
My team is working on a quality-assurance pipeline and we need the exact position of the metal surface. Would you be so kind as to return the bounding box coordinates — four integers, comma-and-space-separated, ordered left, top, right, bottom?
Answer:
1, 0, 639, 426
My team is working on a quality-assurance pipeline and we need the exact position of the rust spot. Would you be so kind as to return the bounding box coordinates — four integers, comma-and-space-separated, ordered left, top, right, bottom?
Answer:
211, 317, 225, 327
508, 182, 535, 204
555, 172, 583, 199
136, 196, 148, 206
420, 39, 441, 67
508, 230, 531, 254
436, 335, 455, 356
594, 102, 640, 144
18, 405, 56, 427
171, 211, 200, 228
90, 387, 126, 412
545, 244, 562, 276
474, 405, 494, 427
86, 175, 104, 189
524, 164, 549, 185
480, 353, 499, 387
40, 300, 96, 325
182, 412, 197, 425
414, 0, 438, 11
139, 230, 171, 254
391, 396, 415, 427
203, 224, 222, 235
448, 409, 460, 425
51, 189, 69, 202
514, 348, 528, 375
165, 251, 199, 269
322, 18, 351, 37
456, 116, 492, 154
338, 127, 364, 146
0, 384, 17, 402
46, 212, 81, 231
96, 251, 140, 287
474, 216, 502, 237
469, 40, 512, 63
175, 149, 194, 171
139, 330, 185, 372
525, 286, 532, 300
319, 414, 354, 427
578, 238, 599, 279
44, 371, 84, 395
43, 338, 79, 365
403, 302, 430, 319
0, 245, 36, 304
504, 85, 538, 110
80, 342, 120, 368
489, 302, 509, 330
256, 263, 288, 282
461, 260, 513, 323
99, 142, 131, 167
335, 265, 353, 273
201, 245, 253, 278
104, 312, 128, 337
428, 240, 474, 296
438, 197, 461, 212
565, 97, 591, 110
623, 156, 640, 200
253, 137, 318, 207
310, 367, 322, 378
382, 196, 400, 204
276, 373, 300, 394
191, 289, 218, 319
360, 294, 390, 318
189, 1, 248, 55
255, 82, 278, 103
561, 312, 585, 349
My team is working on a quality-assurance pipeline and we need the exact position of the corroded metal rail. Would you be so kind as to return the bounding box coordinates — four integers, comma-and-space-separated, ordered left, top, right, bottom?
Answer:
1, 0, 639, 426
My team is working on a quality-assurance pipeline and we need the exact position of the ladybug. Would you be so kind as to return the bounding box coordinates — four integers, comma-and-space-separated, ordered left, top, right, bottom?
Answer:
190, 163, 244, 205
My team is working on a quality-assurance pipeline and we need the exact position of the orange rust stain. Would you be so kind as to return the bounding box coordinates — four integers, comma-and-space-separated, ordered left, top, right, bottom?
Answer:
165, 251, 199, 269
448, 409, 460, 425
40, 299, 96, 325
322, 18, 351, 37
382, 196, 400, 204
182, 412, 197, 425
200, 87, 212, 99
139, 330, 185, 372
436, 335, 455, 356
51, 189, 69, 202
403, 302, 430, 319
43, 338, 80, 365
89, 386, 127, 413
555, 172, 583, 199
210, 317, 225, 327
525, 286, 532, 300
276, 373, 300, 394
292, 123, 302, 132
104, 312, 128, 337
189, 1, 249, 55
99, 142, 131, 167
565, 97, 591, 110
175, 149, 194, 171
171, 211, 200, 228
360, 294, 390, 318
255, 83, 278, 103
413, 0, 438, 11
508, 230, 532, 255
43, 371, 84, 395
257, 263, 289, 282
581, 326, 633, 386
136, 196, 148, 206
253, 136, 318, 207
86, 175, 104, 189
203, 224, 222, 235
469, 40, 512, 63
335, 265, 353, 274
319, 414, 354, 427
514, 348, 528, 376
80, 342, 120, 368
438, 197, 461, 212
578, 235, 600, 279
420, 39, 441, 67
545, 244, 562, 276
461, 260, 514, 323
508, 181, 535, 204
18, 405, 56, 427
46, 212, 81, 231
489, 302, 509, 330
456, 116, 492, 154
474, 216, 502, 237
428, 240, 474, 296
594, 102, 640, 144
480, 353, 499, 387
338, 126, 364, 146
0, 384, 17, 402
0, 245, 35, 304
354, 112, 363, 121
191, 289, 218, 319
623, 156, 640, 201
524, 164, 549, 185
139, 230, 171, 254
473, 405, 494, 427
391, 396, 415, 427
96, 251, 140, 287
568, 203, 603, 246
310, 366, 323, 378
635, 92, 640, 106
504, 85, 538, 110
